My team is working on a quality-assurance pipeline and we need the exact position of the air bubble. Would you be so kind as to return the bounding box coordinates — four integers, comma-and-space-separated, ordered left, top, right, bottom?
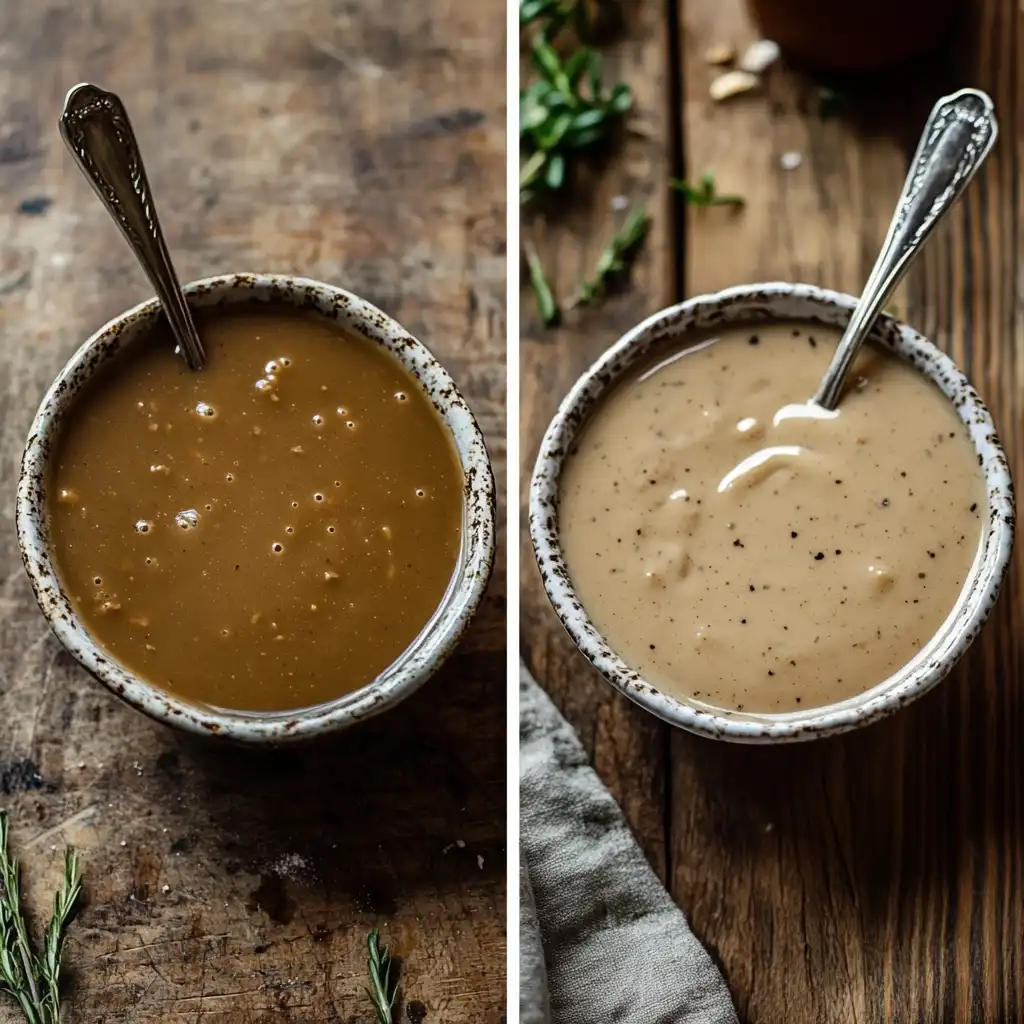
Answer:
225, 473, 234, 483
265, 360, 280, 374
175, 509, 199, 531
312, 414, 324, 426
195, 402, 216, 418
280, 356, 292, 367
204, 504, 212, 511
286, 526, 294, 535
327, 525, 336, 534
145, 557, 155, 566
134, 520, 152, 534
395, 392, 407, 402
93, 576, 102, 585
271, 542, 284, 554
333, 480, 341, 488
254, 378, 275, 394
346, 421, 356, 430
314, 493, 324, 502
150, 464, 170, 476
415, 488, 426, 498
291, 501, 299, 509
336, 407, 348, 417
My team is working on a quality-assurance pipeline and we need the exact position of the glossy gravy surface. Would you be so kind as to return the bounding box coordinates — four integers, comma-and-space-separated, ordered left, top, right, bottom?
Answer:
560, 323, 985, 713
49, 306, 463, 712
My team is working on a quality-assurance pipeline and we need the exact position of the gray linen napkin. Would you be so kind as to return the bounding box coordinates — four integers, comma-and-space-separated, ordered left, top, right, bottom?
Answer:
520, 662, 738, 1024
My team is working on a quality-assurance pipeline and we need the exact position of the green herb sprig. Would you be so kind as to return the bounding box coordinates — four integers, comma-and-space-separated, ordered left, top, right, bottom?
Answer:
366, 929, 399, 1024
572, 205, 650, 307
520, 0, 607, 37
670, 172, 745, 209
520, 38, 632, 204
0, 811, 82, 1024
520, 0, 578, 33
524, 242, 561, 327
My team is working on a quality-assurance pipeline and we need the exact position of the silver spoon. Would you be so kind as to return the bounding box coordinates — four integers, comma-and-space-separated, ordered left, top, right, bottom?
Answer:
58, 83, 206, 371
812, 88, 997, 411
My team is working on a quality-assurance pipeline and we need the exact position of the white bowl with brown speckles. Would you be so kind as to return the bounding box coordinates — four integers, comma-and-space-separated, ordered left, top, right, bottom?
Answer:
16, 273, 496, 744
530, 283, 1015, 743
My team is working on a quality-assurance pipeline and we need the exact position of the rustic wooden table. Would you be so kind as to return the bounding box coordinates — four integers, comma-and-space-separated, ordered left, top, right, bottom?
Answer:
521, 1, 1023, 1020
0, 2, 506, 1022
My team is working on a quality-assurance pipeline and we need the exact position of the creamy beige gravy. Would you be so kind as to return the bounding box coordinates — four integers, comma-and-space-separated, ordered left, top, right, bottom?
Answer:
560, 323, 985, 712
49, 306, 463, 713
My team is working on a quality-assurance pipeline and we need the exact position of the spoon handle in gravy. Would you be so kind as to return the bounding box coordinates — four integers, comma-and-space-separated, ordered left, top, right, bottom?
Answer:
813, 88, 997, 410
59, 83, 206, 371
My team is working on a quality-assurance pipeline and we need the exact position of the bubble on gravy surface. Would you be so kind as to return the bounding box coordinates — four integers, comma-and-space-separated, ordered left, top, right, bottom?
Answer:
559, 323, 986, 713
48, 306, 463, 712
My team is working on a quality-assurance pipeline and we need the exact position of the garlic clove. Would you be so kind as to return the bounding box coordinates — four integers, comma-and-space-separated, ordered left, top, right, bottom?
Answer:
709, 70, 759, 102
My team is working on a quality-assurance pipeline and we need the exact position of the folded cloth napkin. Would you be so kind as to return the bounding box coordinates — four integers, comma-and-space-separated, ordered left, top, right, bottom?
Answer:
520, 662, 738, 1024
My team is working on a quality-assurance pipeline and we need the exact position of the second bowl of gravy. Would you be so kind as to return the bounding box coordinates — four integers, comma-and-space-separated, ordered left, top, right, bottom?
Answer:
17, 273, 495, 743
530, 283, 1014, 742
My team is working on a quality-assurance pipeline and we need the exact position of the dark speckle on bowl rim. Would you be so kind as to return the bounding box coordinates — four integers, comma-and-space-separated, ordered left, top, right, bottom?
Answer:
529, 282, 1015, 744
16, 273, 496, 744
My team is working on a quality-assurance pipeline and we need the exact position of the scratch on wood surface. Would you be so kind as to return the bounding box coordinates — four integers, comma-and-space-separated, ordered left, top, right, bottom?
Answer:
24, 802, 99, 850
94, 933, 232, 960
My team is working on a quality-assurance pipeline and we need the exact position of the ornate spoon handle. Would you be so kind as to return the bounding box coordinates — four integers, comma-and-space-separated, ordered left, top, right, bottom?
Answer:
59, 83, 206, 371
813, 88, 997, 410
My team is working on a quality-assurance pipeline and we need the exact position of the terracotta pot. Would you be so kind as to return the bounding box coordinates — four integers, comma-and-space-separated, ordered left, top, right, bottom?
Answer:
746, 0, 962, 73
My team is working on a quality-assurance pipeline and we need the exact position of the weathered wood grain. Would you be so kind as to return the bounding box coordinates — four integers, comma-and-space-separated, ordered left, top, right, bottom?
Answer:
519, 0, 674, 879
0, 2, 505, 1022
671, 3, 1024, 1021
522, 0, 1024, 1020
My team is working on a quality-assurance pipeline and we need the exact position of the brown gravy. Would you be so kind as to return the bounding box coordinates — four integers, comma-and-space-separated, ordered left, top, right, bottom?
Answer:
560, 323, 985, 713
48, 305, 463, 712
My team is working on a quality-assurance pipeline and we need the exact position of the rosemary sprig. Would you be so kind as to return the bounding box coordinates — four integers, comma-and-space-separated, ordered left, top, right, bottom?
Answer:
670, 172, 745, 209
572, 204, 650, 307
520, 37, 633, 204
524, 241, 561, 327
0, 811, 83, 1024
366, 929, 398, 1024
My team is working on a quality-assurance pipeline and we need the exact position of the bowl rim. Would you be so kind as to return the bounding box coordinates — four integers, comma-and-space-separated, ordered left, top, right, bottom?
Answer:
529, 281, 1015, 743
16, 272, 496, 744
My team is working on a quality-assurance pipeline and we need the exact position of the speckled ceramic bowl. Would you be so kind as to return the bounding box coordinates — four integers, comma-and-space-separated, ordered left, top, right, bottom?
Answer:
530, 283, 1015, 743
17, 273, 496, 744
